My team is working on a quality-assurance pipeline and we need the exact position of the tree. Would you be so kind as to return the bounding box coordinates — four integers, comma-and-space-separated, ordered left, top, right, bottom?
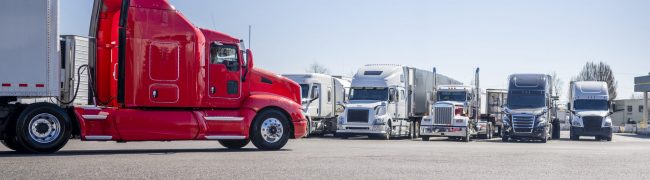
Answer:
306, 62, 330, 75
550, 72, 563, 98
573, 61, 618, 100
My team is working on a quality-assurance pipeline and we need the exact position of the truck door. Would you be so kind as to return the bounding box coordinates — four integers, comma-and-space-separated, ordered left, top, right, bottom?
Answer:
208, 42, 242, 99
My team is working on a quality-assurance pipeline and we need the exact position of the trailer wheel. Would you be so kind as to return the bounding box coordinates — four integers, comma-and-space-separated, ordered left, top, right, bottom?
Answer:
218, 139, 250, 149
250, 109, 290, 150
14, 103, 71, 153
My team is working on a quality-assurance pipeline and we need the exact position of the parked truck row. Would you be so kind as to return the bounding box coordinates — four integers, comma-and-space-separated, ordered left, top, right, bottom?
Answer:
0, 0, 618, 154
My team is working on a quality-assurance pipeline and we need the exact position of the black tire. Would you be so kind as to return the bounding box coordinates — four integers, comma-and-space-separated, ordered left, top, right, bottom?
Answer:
570, 135, 579, 141
540, 127, 549, 143
1, 136, 26, 152
218, 139, 250, 149
414, 121, 421, 138
250, 109, 291, 151
501, 135, 509, 142
422, 136, 430, 141
14, 103, 71, 153
551, 121, 561, 139
304, 118, 312, 138
408, 122, 415, 140
462, 127, 470, 142
569, 131, 580, 141
605, 136, 612, 141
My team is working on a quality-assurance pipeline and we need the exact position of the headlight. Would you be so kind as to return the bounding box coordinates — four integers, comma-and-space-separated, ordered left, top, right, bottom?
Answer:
502, 114, 510, 126
571, 114, 583, 127
375, 106, 387, 116
604, 117, 612, 127
536, 115, 547, 127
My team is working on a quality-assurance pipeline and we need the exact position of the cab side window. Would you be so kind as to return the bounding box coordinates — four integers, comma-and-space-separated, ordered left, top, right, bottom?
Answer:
210, 43, 239, 71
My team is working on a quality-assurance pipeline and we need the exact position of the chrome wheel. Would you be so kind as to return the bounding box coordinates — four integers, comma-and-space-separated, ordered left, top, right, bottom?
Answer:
260, 118, 284, 143
28, 113, 61, 144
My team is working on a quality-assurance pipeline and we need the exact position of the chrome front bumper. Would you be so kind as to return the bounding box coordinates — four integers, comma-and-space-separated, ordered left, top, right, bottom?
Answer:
420, 125, 467, 137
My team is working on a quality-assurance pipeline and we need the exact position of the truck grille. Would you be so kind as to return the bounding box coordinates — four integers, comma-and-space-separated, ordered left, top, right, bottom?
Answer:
583, 116, 603, 132
512, 115, 534, 133
347, 109, 369, 123
434, 106, 453, 125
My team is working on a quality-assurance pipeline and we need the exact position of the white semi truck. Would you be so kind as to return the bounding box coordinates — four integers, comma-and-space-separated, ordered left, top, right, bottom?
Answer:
567, 81, 613, 141
336, 64, 460, 139
283, 73, 350, 136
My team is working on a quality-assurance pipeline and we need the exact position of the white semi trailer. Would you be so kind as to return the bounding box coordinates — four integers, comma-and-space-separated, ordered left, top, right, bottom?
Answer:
336, 64, 460, 139
568, 81, 613, 141
283, 74, 350, 136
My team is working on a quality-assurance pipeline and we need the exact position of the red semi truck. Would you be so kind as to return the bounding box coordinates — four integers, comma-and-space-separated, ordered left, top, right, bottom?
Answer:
0, 0, 306, 153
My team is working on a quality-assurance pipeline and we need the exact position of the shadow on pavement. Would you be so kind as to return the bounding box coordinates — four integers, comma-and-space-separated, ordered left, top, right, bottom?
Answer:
616, 133, 650, 139
0, 148, 290, 157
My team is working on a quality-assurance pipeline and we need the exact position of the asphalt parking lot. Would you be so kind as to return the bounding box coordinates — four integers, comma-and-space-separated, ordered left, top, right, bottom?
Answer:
1, 131, 650, 180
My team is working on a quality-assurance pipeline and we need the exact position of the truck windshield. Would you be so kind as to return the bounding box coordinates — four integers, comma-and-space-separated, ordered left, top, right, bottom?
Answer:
437, 91, 467, 102
574, 99, 608, 110
507, 90, 545, 109
300, 84, 310, 99
350, 88, 388, 101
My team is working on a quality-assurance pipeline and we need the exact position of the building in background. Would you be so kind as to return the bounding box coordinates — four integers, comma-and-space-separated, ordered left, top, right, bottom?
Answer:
611, 99, 650, 126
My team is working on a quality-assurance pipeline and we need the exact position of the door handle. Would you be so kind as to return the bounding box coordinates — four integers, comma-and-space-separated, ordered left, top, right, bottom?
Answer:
210, 87, 216, 94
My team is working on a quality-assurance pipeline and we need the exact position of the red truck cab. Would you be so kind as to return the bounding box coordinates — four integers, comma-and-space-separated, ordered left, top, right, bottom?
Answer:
1, 0, 305, 153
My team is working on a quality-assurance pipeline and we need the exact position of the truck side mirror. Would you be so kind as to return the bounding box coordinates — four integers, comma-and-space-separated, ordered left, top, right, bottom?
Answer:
246, 49, 254, 69
242, 49, 254, 82
311, 88, 320, 100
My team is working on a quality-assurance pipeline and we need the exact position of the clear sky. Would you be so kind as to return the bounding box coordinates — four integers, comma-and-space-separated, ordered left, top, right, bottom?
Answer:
60, 0, 650, 100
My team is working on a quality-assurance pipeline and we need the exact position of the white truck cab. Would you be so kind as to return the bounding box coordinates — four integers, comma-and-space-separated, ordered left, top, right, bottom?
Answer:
336, 65, 412, 139
283, 73, 350, 136
568, 81, 613, 141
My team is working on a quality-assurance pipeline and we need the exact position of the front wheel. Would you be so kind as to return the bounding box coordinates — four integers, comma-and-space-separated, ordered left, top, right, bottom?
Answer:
218, 139, 250, 149
551, 121, 561, 139
422, 136, 430, 141
250, 109, 290, 150
14, 103, 71, 153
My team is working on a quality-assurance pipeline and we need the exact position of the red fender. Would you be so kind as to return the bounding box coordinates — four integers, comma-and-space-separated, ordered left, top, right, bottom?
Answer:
240, 92, 307, 139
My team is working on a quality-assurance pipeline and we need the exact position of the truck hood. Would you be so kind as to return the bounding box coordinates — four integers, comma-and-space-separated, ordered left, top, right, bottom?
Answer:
574, 110, 609, 117
434, 101, 465, 106
347, 100, 385, 109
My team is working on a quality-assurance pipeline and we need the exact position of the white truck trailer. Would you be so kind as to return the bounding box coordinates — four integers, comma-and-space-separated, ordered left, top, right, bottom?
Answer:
568, 81, 613, 141
336, 64, 460, 139
0, 0, 90, 151
283, 73, 350, 136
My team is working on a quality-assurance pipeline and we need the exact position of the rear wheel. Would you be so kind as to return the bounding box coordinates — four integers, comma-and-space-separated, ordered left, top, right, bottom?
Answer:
218, 139, 250, 149
570, 135, 579, 141
250, 109, 290, 150
14, 103, 71, 153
